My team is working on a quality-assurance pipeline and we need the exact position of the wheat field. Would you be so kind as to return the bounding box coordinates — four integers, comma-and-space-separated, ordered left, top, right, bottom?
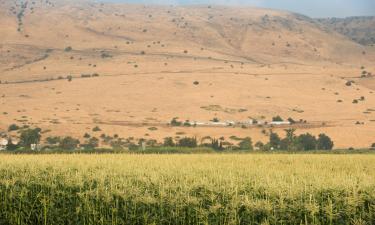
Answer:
0, 154, 374, 224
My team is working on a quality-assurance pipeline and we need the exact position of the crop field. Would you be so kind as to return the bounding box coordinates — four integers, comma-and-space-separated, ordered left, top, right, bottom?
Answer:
0, 154, 375, 225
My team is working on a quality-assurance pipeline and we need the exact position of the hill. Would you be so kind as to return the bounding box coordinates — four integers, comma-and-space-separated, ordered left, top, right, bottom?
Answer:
317, 16, 375, 46
0, 0, 375, 148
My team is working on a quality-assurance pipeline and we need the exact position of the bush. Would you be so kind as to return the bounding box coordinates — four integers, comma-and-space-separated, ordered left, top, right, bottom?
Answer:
272, 116, 283, 122
8, 124, 20, 132
92, 126, 101, 132
64, 46, 72, 52
170, 118, 182, 126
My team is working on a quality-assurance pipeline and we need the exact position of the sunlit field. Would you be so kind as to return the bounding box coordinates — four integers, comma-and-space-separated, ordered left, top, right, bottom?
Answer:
0, 154, 374, 224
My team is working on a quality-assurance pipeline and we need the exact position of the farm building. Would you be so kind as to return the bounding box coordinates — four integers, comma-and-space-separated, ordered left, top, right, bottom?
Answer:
270, 121, 291, 125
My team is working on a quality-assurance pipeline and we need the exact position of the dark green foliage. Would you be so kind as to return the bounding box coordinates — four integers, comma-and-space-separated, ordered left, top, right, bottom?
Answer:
19, 128, 41, 148
178, 137, 197, 148
272, 115, 283, 122
92, 126, 101, 132
317, 134, 334, 150
297, 133, 317, 151
211, 139, 223, 151
8, 124, 20, 132
83, 137, 99, 150
5, 138, 18, 151
163, 137, 175, 147
59, 137, 80, 150
46, 136, 61, 145
170, 118, 182, 126
238, 137, 253, 150
269, 132, 281, 150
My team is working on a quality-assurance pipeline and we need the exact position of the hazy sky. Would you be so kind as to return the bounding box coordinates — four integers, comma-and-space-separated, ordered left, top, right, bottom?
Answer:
100, 0, 375, 18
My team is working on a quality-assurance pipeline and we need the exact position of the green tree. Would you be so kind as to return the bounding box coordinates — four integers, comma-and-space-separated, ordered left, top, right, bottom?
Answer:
163, 137, 175, 147
85, 137, 99, 149
46, 136, 61, 145
238, 137, 253, 150
59, 137, 80, 150
211, 139, 223, 151
19, 128, 41, 149
317, 134, 334, 150
8, 124, 20, 132
6, 138, 18, 151
269, 132, 281, 150
178, 137, 197, 148
297, 133, 317, 151
283, 128, 297, 150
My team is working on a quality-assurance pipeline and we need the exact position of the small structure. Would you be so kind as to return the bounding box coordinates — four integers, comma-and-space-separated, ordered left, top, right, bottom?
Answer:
0, 138, 8, 151
270, 121, 291, 126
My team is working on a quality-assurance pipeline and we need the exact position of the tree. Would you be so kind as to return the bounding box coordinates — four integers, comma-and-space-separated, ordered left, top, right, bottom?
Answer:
238, 137, 253, 150
297, 133, 317, 151
19, 128, 41, 149
8, 124, 20, 132
280, 129, 298, 150
317, 134, 334, 150
163, 137, 175, 147
85, 137, 99, 149
6, 138, 18, 151
59, 137, 80, 150
46, 136, 61, 145
178, 137, 197, 148
254, 141, 264, 150
211, 139, 223, 151
269, 132, 281, 150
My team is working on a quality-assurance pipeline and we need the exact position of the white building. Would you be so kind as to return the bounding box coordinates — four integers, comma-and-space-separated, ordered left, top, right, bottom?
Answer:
269, 121, 291, 126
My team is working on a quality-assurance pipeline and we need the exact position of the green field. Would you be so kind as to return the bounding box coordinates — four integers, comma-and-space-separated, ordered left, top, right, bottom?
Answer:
0, 154, 374, 225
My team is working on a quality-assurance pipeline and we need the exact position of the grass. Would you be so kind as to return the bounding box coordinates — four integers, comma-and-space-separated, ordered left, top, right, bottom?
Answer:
0, 154, 374, 224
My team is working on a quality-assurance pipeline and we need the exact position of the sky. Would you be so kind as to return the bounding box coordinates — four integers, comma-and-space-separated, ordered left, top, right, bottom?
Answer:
99, 0, 375, 18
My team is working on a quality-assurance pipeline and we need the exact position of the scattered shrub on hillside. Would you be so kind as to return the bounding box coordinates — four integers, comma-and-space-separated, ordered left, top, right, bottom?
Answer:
345, 81, 354, 86
92, 126, 101, 132
64, 46, 72, 52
